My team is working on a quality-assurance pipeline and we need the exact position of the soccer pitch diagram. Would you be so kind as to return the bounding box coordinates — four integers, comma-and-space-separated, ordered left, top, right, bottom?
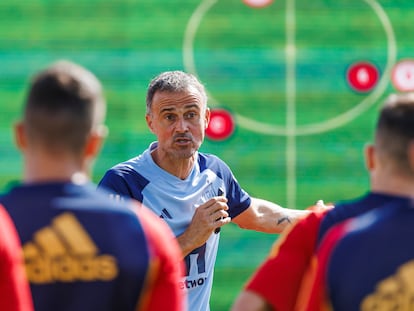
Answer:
181, 0, 412, 208
0, 0, 414, 309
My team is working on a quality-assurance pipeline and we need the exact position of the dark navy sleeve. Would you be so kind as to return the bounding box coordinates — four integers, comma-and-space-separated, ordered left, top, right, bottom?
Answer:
98, 165, 149, 203
199, 153, 251, 219
226, 176, 251, 219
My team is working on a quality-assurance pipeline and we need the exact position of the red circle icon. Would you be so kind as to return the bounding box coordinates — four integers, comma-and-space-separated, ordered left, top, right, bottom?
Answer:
205, 109, 235, 141
391, 59, 414, 92
346, 61, 379, 93
243, 0, 274, 8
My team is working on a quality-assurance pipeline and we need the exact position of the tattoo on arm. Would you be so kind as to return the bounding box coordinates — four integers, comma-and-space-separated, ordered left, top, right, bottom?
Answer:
277, 217, 292, 225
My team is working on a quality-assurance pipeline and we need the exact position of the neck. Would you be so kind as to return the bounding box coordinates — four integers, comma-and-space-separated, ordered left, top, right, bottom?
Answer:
371, 171, 414, 198
151, 149, 195, 180
23, 150, 89, 184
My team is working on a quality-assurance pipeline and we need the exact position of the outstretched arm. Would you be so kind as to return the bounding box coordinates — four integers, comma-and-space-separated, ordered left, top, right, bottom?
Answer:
232, 197, 310, 233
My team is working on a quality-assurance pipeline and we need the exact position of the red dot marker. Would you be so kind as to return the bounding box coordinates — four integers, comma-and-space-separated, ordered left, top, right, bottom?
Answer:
205, 109, 235, 141
347, 61, 379, 93
391, 59, 414, 92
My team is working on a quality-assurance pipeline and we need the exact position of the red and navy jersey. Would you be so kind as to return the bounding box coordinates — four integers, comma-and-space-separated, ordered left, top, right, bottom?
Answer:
245, 209, 329, 311
0, 203, 34, 311
317, 192, 408, 245
245, 192, 409, 311
0, 181, 184, 311
303, 197, 414, 311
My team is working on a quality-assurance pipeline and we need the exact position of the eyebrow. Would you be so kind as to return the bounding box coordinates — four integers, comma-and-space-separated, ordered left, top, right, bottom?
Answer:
160, 104, 200, 114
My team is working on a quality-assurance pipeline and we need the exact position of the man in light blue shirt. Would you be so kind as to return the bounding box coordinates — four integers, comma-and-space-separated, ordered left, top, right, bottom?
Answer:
99, 70, 310, 311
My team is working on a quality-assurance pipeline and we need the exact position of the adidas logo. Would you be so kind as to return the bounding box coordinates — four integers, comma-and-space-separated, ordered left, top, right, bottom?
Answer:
23, 212, 118, 284
160, 208, 173, 219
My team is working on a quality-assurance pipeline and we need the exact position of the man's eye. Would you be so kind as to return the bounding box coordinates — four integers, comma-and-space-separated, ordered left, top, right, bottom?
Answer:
185, 112, 196, 119
165, 115, 175, 121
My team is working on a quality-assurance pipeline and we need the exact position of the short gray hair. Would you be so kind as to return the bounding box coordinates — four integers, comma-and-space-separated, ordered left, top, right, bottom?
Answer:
145, 71, 207, 114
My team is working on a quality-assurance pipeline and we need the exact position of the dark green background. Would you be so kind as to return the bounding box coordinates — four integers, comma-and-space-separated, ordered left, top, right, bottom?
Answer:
0, 0, 412, 309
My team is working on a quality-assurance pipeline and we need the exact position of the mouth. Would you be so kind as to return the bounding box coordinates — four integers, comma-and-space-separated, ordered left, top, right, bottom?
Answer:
174, 137, 192, 145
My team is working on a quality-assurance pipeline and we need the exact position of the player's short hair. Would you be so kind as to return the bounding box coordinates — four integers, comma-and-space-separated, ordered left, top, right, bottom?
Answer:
145, 70, 207, 114
375, 92, 414, 174
24, 60, 106, 155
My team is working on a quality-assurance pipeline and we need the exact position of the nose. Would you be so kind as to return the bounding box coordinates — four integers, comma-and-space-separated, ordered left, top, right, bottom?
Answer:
175, 117, 189, 132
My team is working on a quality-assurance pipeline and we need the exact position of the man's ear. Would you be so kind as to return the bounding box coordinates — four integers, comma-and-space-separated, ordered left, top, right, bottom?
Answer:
364, 143, 375, 171
14, 121, 27, 151
146, 114, 155, 134
204, 107, 211, 130
84, 125, 107, 159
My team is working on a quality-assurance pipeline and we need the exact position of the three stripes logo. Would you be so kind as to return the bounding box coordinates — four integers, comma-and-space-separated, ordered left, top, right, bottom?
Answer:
23, 212, 118, 284
160, 208, 173, 219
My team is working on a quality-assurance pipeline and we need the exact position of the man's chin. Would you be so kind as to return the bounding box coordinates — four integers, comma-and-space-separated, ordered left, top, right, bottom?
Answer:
173, 147, 196, 159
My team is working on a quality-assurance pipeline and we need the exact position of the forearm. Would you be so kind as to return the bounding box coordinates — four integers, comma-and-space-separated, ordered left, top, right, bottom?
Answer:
234, 198, 310, 234
176, 233, 200, 258
258, 201, 309, 233
231, 290, 272, 311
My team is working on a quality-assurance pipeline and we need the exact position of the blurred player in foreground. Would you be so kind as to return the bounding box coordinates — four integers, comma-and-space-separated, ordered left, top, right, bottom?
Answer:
303, 92, 414, 311
98, 70, 313, 311
231, 92, 414, 311
0, 203, 33, 311
0, 60, 185, 311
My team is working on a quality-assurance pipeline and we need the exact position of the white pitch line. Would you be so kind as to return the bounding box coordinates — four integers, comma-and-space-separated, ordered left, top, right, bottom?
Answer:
183, 0, 220, 107
285, 0, 297, 209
